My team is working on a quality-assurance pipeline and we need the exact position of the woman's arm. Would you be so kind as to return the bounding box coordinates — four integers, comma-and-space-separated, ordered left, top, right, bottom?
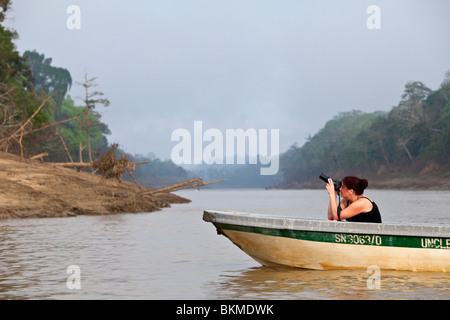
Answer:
326, 179, 339, 220
327, 201, 334, 220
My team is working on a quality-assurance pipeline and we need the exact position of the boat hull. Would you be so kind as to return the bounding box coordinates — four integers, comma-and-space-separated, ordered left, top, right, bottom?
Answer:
203, 210, 450, 272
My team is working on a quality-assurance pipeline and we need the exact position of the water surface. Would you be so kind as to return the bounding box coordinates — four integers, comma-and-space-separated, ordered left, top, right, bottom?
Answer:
0, 189, 449, 299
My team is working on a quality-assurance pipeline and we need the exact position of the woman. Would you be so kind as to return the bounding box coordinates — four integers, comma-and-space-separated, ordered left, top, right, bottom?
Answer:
327, 176, 382, 223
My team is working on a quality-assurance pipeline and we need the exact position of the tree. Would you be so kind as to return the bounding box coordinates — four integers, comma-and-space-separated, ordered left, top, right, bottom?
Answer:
439, 70, 450, 102
278, 76, 450, 188
401, 81, 432, 103
58, 95, 110, 162
77, 74, 110, 163
391, 81, 431, 124
0, 6, 52, 156
0, 28, 33, 88
0, 0, 11, 23
388, 81, 432, 163
23, 50, 72, 119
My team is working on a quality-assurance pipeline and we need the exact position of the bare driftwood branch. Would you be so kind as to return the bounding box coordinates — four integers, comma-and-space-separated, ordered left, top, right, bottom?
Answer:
50, 160, 149, 168
50, 162, 93, 168
0, 93, 56, 154
141, 178, 226, 195
15, 94, 55, 135
26, 114, 82, 136
59, 135, 74, 163
29, 152, 49, 161
125, 167, 143, 192
79, 142, 86, 163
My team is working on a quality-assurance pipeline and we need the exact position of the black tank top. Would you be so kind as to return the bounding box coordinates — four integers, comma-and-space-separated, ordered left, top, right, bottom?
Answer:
345, 197, 382, 223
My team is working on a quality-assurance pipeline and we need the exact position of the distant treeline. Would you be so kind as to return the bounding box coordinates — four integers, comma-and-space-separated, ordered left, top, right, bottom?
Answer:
129, 74, 450, 189
126, 155, 189, 189
124, 158, 282, 189
187, 164, 282, 188
280, 74, 450, 187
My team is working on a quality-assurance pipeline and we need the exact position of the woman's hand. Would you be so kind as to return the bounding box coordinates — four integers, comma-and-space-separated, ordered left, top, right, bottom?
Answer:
326, 178, 337, 199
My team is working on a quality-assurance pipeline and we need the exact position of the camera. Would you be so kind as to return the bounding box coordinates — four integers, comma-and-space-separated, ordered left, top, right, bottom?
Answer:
319, 173, 341, 191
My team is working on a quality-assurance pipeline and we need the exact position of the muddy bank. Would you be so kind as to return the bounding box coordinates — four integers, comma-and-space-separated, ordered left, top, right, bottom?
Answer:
0, 151, 190, 219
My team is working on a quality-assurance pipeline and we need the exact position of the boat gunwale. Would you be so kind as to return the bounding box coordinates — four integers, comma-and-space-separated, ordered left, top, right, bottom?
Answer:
203, 210, 450, 238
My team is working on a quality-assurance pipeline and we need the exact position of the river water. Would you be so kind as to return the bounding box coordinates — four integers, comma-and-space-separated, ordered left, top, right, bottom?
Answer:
0, 189, 449, 300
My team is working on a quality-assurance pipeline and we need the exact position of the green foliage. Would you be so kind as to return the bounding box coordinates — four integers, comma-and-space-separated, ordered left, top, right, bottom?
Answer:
0, 25, 33, 88
0, 5, 111, 160
23, 50, 72, 118
280, 74, 450, 186
0, 0, 11, 23
0, 19, 52, 156
281, 110, 380, 183
57, 95, 110, 162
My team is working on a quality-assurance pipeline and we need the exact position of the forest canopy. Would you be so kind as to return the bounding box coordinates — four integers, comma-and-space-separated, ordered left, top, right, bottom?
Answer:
280, 75, 450, 187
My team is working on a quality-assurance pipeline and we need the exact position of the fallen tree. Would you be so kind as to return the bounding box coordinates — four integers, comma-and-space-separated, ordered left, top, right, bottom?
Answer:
141, 178, 226, 195
50, 160, 149, 168
49, 144, 149, 182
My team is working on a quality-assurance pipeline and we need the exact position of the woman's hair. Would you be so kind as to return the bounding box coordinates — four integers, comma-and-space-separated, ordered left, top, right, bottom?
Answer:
342, 176, 368, 195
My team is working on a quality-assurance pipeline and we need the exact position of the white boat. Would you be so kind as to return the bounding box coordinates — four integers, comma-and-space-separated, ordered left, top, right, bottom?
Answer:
203, 210, 450, 272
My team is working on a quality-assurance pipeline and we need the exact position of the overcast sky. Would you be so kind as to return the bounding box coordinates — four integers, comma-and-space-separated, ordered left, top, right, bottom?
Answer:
4, 0, 450, 160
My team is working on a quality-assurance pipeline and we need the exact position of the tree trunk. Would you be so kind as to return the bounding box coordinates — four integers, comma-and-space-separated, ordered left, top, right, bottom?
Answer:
398, 138, 414, 163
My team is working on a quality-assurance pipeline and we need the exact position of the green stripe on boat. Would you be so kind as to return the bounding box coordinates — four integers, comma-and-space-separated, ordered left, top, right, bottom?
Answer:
203, 210, 450, 271
216, 222, 450, 250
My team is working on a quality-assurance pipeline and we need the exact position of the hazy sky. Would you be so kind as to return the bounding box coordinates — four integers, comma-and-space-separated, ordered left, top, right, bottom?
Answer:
4, 0, 450, 159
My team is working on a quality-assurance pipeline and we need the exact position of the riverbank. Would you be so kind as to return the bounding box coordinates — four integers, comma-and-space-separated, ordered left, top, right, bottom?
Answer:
0, 151, 190, 219
281, 172, 450, 191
